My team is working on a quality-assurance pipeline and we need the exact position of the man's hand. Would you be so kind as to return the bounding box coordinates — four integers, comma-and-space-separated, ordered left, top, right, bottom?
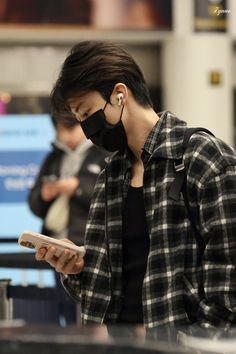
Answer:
54, 177, 79, 197
41, 181, 60, 201
41, 177, 79, 201
35, 240, 84, 275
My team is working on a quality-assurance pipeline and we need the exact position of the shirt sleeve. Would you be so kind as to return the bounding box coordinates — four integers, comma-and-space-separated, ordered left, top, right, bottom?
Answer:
61, 273, 82, 302
197, 164, 236, 327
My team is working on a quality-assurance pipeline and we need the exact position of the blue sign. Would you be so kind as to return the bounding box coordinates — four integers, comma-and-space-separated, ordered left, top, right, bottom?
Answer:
0, 115, 54, 238
0, 151, 45, 203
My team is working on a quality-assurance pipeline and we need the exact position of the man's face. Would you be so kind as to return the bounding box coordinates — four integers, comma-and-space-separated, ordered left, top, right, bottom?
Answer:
57, 123, 85, 150
68, 91, 121, 125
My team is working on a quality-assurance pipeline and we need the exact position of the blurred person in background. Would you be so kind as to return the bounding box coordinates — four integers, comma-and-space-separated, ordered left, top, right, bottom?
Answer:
36, 40, 236, 331
29, 114, 107, 324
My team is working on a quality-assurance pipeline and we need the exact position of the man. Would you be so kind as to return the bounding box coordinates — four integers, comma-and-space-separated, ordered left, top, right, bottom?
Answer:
29, 115, 107, 324
36, 40, 236, 329
29, 116, 107, 245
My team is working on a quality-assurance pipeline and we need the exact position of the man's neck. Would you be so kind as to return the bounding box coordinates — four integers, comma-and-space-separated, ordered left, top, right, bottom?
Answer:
126, 108, 159, 160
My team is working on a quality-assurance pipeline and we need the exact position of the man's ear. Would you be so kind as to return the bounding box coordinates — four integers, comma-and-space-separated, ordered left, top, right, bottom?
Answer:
111, 83, 128, 105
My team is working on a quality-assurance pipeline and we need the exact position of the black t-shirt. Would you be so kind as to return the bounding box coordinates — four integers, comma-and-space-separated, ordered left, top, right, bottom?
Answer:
118, 185, 150, 324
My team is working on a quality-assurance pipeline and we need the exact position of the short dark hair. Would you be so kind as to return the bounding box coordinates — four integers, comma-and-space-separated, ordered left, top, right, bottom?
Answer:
51, 40, 153, 116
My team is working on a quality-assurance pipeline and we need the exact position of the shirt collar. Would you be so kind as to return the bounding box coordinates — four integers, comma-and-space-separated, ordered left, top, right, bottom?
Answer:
106, 111, 187, 170
141, 110, 187, 164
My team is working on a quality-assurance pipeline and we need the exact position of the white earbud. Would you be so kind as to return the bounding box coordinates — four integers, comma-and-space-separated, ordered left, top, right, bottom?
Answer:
117, 93, 124, 106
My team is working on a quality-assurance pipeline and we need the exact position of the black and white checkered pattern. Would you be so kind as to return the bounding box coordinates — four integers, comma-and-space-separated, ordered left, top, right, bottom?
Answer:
63, 111, 236, 328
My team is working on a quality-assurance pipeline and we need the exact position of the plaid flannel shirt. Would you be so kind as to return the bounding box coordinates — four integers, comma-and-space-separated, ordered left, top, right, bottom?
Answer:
63, 111, 236, 329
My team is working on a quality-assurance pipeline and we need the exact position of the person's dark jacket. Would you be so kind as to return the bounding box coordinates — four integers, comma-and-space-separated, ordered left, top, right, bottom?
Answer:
28, 143, 107, 245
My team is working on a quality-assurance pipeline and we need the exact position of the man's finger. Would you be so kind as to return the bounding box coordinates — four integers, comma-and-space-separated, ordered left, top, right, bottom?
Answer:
35, 248, 47, 261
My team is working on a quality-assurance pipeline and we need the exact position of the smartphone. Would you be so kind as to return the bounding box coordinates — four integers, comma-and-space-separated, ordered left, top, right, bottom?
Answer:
18, 230, 85, 260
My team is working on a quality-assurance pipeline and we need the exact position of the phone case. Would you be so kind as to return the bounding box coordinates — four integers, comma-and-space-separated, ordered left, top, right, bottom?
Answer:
18, 230, 85, 259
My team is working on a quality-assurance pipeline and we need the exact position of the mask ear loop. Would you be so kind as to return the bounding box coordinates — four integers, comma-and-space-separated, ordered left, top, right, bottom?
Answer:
118, 104, 125, 122
96, 101, 109, 148
103, 100, 124, 125
103, 102, 108, 112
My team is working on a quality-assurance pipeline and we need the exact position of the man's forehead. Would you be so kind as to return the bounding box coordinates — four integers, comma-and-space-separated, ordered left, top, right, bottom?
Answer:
68, 91, 98, 107
67, 95, 85, 107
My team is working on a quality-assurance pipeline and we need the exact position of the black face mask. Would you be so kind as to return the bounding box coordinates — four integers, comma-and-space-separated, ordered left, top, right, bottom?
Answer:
80, 103, 128, 152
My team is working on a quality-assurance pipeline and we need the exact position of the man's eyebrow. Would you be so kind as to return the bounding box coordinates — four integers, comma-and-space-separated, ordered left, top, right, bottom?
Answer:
71, 101, 84, 112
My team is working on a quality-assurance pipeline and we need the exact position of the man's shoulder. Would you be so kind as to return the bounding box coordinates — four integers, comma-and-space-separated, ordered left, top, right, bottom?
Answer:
187, 131, 236, 164
184, 131, 236, 182
44, 147, 63, 162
